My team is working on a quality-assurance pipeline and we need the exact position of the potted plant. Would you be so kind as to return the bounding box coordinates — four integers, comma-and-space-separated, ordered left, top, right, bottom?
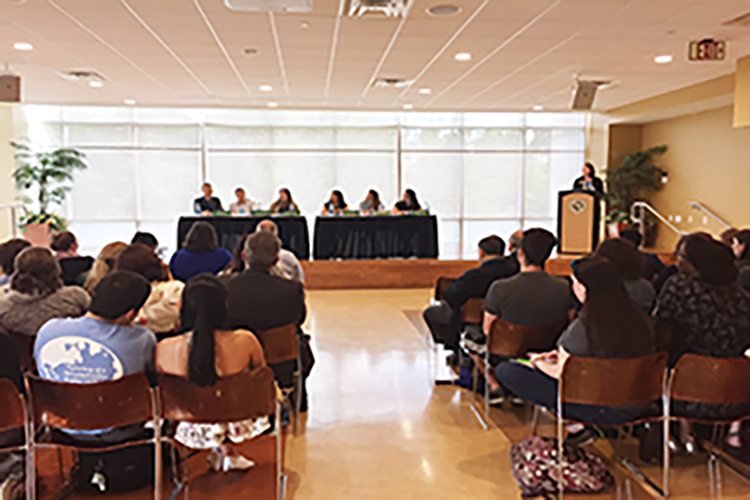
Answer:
11, 141, 87, 247
604, 145, 667, 244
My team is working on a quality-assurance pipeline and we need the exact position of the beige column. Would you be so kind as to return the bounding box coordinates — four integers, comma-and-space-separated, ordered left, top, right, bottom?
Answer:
0, 104, 18, 241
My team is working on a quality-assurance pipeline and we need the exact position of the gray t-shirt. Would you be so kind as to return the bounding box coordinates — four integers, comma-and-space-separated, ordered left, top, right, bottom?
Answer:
557, 318, 589, 357
624, 278, 656, 312
483, 271, 574, 327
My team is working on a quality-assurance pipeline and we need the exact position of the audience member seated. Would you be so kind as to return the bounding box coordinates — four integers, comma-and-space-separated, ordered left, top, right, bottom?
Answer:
619, 229, 665, 281
393, 189, 421, 215
321, 190, 348, 215
0, 239, 30, 288
51, 231, 94, 287
651, 232, 712, 294
116, 244, 184, 334
34, 271, 155, 442
156, 275, 270, 472
256, 220, 305, 284
730, 229, 750, 291
359, 189, 385, 215
131, 231, 159, 251
0, 247, 89, 338
84, 242, 127, 293
720, 227, 740, 247
270, 188, 299, 214
653, 234, 750, 450
469, 228, 575, 404
496, 257, 656, 446
423, 235, 518, 360
170, 222, 232, 282
594, 238, 655, 311
221, 233, 288, 281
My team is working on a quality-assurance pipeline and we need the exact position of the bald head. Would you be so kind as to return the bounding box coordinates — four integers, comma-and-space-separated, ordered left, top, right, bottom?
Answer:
508, 230, 524, 252
256, 219, 279, 236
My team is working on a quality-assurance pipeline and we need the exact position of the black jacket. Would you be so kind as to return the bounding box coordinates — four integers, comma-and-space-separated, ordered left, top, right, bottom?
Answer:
222, 269, 306, 332
572, 176, 605, 197
194, 196, 224, 213
443, 257, 520, 311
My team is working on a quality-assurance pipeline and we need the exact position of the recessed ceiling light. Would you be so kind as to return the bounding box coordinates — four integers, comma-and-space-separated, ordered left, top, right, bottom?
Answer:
418, 88, 431, 95
654, 54, 673, 64
89, 80, 103, 88
267, 102, 278, 108
13, 42, 33, 51
402, 104, 413, 110
260, 85, 273, 92
124, 99, 136, 105
454, 52, 472, 61
427, 4, 461, 17
533, 105, 544, 111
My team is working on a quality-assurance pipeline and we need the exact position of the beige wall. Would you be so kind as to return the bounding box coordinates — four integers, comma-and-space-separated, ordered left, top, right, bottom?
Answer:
608, 124, 642, 171
642, 105, 750, 249
0, 105, 18, 241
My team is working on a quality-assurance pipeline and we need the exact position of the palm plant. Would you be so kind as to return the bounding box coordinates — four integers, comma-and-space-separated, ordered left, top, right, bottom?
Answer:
11, 141, 87, 230
604, 145, 668, 224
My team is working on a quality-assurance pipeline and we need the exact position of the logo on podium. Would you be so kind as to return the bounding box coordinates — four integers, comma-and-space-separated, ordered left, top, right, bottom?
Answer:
569, 199, 587, 214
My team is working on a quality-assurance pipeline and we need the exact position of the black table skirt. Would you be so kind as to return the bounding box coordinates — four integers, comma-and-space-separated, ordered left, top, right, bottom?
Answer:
177, 216, 310, 260
313, 215, 438, 260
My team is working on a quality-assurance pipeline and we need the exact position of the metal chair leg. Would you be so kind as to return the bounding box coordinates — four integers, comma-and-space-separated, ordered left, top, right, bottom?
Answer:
531, 406, 541, 436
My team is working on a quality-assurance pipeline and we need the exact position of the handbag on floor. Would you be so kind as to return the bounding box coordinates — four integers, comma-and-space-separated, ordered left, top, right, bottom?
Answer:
509, 436, 614, 498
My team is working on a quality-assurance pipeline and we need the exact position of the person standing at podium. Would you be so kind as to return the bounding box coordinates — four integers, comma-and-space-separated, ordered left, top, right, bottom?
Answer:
194, 182, 224, 215
572, 162, 605, 198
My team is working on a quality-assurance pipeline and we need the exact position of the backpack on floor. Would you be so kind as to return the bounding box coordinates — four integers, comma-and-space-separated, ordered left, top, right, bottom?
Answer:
509, 436, 614, 498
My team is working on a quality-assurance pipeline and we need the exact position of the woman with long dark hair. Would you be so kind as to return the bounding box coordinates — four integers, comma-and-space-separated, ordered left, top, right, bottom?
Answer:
321, 189, 348, 215
169, 222, 232, 282
156, 274, 269, 472
572, 162, 605, 197
496, 257, 655, 444
731, 229, 750, 291
359, 189, 385, 215
393, 188, 421, 214
594, 238, 655, 311
270, 188, 299, 214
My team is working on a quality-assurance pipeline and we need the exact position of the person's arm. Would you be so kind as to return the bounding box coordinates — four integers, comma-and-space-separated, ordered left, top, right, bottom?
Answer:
442, 272, 472, 310
482, 281, 504, 334
530, 347, 569, 380
239, 330, 266, 368
483, 311, 497, 336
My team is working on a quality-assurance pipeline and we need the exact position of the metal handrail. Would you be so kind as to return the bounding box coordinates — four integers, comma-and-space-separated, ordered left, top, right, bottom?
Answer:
630, 201, 685, 246
686, 201, 731, 230
0, 204, 28, 238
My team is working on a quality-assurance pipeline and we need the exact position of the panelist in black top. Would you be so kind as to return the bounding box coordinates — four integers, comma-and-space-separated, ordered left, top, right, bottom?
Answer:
321, 190, 348, 215
194, 182, 224, 215
572, 162, 605, 198
393, 188, 422, 214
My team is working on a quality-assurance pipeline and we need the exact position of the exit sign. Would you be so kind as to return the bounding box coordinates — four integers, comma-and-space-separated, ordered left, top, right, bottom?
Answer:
689, 39, 726, 61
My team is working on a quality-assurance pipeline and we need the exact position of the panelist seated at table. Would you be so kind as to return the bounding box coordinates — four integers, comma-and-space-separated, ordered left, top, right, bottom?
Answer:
270, 188, 300, 214
229, 187, 258, 216
321, 190, 348, 216
194, 182, 224, 215
393, 188, 422, 215
359, 189, 385, 215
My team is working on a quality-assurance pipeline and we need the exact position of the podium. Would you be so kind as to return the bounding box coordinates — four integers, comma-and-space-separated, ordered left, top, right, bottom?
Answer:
557, 190, 601, 254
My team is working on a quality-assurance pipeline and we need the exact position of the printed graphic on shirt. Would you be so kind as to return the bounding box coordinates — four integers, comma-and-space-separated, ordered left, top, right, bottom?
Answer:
38, 336, 124, 384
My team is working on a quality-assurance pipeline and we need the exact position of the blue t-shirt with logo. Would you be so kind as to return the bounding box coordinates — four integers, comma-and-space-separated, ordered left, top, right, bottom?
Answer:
34, 317, 156, 384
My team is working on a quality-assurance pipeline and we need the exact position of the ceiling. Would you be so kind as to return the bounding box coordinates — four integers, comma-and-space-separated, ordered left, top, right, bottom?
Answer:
1, 0, 750, 112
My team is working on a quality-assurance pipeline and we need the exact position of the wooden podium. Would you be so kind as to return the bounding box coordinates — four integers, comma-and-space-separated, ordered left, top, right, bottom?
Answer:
557, 190, 601, 254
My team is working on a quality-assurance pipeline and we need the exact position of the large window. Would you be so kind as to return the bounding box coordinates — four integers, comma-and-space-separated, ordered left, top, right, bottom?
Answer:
16, 106, 585, 259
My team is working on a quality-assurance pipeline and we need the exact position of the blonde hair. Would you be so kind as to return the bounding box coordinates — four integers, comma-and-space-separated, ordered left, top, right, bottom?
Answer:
84, 242, 127, 293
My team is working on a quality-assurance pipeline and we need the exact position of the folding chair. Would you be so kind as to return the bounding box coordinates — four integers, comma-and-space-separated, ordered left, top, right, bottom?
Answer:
24, 374, 163, 500
471, 318, 567, 429
157, 366, 283, 500
7, 330, 36, 374
667, 354, 750, 498
0, 380, 32, 500
557, 353, 669, 499
255, 324, 302, 435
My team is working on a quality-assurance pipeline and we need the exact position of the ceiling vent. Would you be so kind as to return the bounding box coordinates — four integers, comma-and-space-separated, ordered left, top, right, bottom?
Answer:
346, 0, 409, 18
723, 12, 750, 28
373, 77, 411, 89
58, 70, 104, 83
225, 0, 312, 13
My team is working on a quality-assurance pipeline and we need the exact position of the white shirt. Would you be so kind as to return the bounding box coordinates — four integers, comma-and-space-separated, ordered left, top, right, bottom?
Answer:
230, 200, 257, 215
279, 249, 305, 284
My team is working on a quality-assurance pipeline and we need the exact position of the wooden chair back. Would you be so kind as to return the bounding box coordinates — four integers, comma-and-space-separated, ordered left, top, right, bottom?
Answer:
434, 277, 456, 301
560, 352, 668, 407
157, 366, 276, 424
255, 324, 299, 365
670, 354, 750, 406
0, 379, 25, 434
25, 374, 153, 431
7, 330, 36, 374
487, 318, 568, 358
460, 298, 484, 324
